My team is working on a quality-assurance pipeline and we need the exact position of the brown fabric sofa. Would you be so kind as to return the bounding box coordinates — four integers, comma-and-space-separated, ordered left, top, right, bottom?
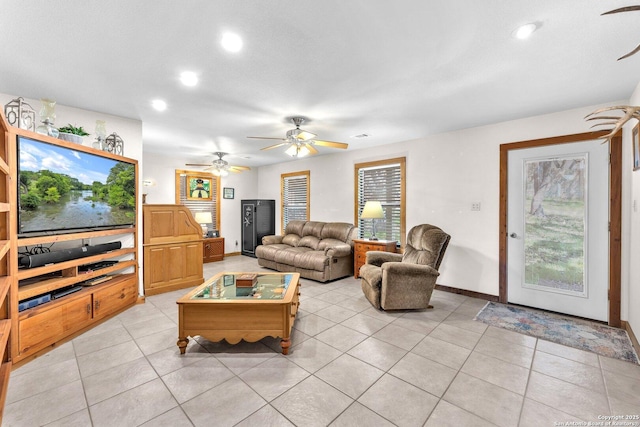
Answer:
255, 220, 356, 282
360, 224, 450, 310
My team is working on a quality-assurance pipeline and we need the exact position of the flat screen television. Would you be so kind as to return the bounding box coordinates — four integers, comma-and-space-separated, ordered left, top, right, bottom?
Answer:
17, 135, 136, 237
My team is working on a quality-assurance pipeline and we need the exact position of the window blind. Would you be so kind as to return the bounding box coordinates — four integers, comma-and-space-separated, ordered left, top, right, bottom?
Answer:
357, 162, 402, 242
282, 172, 309, 229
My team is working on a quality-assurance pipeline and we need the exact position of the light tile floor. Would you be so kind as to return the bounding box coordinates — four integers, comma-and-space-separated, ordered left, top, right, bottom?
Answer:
4, 255, 640, 426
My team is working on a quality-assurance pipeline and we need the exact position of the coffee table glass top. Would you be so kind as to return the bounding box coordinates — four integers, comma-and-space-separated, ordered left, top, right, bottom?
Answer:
191, 273, 294, 300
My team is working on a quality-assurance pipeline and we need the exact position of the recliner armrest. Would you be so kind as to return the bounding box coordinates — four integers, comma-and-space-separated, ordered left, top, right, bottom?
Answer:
262, 235, 283, 245
365, 251, 402, 267
381, 261, 439, 279
324, 243, 352, 257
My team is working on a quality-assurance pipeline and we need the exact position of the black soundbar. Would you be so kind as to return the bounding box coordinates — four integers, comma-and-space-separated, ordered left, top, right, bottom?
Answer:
19, 242, 122, 269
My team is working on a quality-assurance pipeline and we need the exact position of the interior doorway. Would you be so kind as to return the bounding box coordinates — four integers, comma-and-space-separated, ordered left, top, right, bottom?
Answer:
499, 131, 622, 327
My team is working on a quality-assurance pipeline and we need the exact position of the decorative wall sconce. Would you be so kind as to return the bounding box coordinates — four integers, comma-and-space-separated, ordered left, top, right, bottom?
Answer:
104, 132, 124, 155
4, 97, 36, 131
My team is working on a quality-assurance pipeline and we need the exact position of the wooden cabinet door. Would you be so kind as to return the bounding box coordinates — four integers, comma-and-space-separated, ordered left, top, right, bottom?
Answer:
19, 295, 92, 355
145, 243, 202, 289
203, 237, 224, 263
93, 278, 138, 322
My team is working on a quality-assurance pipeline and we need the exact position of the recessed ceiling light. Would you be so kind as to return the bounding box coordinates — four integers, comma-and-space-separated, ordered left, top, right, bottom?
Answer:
514, 23, 538, 40
221, 32, 243, 52
151, 99, 167, 111
180, 71, 198, 87
352, 133, 370, 138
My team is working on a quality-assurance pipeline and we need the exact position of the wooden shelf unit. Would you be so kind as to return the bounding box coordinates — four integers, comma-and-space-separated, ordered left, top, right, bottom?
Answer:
0, 114, 140, 381
0, 108, 12, 424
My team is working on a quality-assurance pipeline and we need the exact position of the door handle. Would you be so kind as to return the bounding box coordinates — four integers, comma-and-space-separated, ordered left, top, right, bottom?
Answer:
509, 233, 518, 238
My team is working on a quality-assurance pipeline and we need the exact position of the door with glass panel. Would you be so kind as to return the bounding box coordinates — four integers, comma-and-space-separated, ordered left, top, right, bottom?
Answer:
507, 139, 609, 321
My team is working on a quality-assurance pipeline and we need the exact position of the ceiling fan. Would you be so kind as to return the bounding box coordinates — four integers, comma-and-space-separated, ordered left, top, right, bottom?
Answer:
247, 117, 349, 157
185, 152, 250, 176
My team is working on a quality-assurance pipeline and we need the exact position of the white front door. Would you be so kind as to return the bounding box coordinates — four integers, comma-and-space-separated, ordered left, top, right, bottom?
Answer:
507, 139, 609, 321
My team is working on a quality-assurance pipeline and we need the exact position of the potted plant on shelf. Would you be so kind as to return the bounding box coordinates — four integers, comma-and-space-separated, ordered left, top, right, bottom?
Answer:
58, 124, 90, 144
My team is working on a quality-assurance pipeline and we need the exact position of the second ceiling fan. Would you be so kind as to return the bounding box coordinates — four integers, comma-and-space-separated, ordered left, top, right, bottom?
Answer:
185, 152, 250, 176
248, 117, 348, 157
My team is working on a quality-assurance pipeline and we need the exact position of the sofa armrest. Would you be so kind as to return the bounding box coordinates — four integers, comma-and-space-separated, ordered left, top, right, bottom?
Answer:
262, 235, 283, 245
365, 251, 403, 267
324, 243, 352, 257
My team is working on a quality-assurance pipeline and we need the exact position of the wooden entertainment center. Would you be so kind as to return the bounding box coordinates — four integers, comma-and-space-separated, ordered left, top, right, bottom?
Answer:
0, 113, 141, 414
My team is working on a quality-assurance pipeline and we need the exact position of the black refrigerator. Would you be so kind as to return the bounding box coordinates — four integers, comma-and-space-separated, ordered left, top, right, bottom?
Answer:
241, 199, 275, 257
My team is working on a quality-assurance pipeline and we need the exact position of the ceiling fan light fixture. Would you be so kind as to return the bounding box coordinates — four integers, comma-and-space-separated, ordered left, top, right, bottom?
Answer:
296, 130, 316, 141
211, 167, 229, 177
298, 145, 310, 157
285, 144, 298, 157
285, 144, 310, 158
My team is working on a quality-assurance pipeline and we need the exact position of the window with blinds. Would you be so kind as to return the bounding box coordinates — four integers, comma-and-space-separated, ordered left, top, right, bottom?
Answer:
281, 171, 310, 230
175, 171, 220, 232
355, 158, 406, 245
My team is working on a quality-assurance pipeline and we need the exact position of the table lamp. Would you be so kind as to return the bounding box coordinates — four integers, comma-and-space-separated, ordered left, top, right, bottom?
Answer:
194, 211, 213, 237
360, 201, 384, 240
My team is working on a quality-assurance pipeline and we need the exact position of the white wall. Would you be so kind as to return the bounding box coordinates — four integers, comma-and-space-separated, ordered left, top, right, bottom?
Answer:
1, 93, 145, 293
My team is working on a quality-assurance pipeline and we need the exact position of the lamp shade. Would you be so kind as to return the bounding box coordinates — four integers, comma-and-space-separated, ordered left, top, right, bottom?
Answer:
194, 211, 213, 224
360, 201, 384, 219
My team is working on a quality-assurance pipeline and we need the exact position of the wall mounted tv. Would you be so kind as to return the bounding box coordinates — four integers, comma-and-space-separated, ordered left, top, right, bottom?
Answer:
17, 136, 136, 237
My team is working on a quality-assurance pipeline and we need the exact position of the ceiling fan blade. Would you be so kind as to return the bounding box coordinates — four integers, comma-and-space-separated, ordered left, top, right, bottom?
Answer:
185, 163, 212, 166
247, 136, 287, 141
306, 143, 319, 155
312, 140, 349, 149
261, 142, 288, 151
229, 165, 251, 171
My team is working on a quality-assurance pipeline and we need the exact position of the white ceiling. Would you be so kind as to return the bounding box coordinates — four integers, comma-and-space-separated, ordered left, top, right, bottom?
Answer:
1, 1, 639, 168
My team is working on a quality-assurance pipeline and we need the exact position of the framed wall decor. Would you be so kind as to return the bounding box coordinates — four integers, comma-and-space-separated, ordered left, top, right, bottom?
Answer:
187, 176, 212, 200
223, 187, 235, 199
634, 123, 640, 171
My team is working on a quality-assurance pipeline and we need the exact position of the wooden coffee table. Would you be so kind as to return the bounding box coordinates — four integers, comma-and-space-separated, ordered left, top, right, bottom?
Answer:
176, 272, 301, 355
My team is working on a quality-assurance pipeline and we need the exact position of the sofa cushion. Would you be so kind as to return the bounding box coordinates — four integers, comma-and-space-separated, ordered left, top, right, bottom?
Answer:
302, 221, 326, 238
285, 220, 306, 236
255, 243, 290, 261
321, 222, 354, 242
298, 235, 320, 250
282, 234, 300, 247
274, 247, 312, 265
294, 250, 330, 271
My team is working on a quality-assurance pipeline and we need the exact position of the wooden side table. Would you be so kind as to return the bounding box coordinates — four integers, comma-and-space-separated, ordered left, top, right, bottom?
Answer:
353, 238, 397, 278
203, 237, 225, 263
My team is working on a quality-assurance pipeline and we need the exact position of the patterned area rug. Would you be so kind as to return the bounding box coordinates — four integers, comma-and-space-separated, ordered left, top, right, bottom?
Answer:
475, 302, 639, 364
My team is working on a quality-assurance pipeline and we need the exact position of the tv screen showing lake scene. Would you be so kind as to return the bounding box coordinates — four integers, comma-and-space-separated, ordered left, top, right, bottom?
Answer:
17, 136, 136, 236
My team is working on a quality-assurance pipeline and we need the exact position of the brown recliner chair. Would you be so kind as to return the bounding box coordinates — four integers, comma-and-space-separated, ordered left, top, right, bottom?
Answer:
360, 224, 450, 310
